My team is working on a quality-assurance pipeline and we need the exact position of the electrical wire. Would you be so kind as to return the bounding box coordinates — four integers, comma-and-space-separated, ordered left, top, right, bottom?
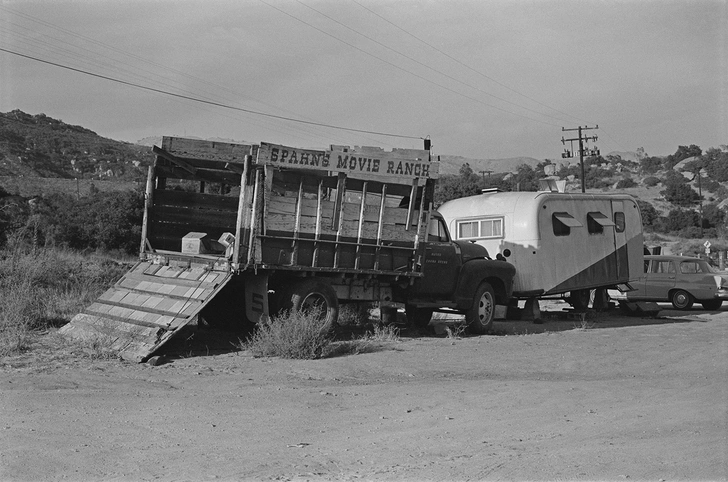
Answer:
0, 47, 423, 140
259, 0, 562, 128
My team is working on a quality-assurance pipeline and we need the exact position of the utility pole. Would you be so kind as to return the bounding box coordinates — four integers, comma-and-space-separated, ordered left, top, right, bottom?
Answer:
561, 125, 599, 193
479, 170, 493, 182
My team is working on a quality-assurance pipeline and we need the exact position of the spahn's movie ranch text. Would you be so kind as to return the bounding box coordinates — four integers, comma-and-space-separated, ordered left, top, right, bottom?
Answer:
258, 142, 439, 181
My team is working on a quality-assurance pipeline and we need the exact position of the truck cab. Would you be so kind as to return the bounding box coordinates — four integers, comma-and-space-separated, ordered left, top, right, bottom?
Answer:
399, 212, 516, 333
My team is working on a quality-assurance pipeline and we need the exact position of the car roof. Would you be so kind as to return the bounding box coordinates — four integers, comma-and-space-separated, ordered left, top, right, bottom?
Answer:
644, 255, 704, 262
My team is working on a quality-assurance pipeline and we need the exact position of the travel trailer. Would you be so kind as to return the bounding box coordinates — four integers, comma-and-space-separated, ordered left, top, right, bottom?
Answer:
437, 187, 644, 310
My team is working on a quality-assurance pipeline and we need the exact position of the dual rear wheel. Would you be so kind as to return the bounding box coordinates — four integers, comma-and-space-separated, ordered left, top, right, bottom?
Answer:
278, 278, 339, 334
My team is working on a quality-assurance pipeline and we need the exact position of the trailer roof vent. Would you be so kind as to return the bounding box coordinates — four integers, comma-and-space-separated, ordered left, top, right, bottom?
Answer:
538, 179, 567, 193
481, 188, 502, 194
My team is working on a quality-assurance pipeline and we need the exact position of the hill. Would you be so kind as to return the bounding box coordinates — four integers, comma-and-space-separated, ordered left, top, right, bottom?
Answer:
0, 110, 152, 181
436, 154, 545, 176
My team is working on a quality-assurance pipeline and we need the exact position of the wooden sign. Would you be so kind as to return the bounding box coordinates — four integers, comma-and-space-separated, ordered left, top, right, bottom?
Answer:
257, 142, 439, 182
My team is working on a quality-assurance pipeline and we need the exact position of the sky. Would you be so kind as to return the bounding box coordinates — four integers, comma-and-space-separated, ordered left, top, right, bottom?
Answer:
0, 0, 726, 162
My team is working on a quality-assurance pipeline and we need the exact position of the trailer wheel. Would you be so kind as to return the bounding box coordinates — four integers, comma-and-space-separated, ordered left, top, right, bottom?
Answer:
406, 305, 433, 328
280, 279, 339, 333
671, 289, 694, 310
569, 289, 592, 311
466, 282, 496, 334
700, 299, 722, 310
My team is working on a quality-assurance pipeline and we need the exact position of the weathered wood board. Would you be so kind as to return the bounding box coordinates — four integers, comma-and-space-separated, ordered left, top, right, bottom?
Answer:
59, 261, 232, 362
257, 142, 439, 183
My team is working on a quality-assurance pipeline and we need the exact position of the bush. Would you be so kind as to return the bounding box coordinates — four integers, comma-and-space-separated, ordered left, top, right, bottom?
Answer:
643, 176, 661, 187
616, 178, 637, 189
242, 309, 333, 359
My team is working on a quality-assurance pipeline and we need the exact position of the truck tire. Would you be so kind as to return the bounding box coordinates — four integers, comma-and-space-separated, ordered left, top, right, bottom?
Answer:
671, 289, 693, 310
280, 279, 339, 333
406, 305, 433, 328
466, 282, 496, 334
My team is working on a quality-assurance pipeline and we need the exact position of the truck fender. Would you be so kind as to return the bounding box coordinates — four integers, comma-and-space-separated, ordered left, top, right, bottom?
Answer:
454, 259, 516, 310
243, 272, 269, 323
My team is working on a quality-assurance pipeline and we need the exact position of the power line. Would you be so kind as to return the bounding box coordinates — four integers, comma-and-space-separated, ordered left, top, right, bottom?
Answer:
259, 0, 562, 128
0, 47, 423, 140
294, 0, 573, 125
0, 4, 405, 148
350, 0, 588, 126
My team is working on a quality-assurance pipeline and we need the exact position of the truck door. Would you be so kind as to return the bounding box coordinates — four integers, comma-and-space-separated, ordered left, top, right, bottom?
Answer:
412, 217, 461, 297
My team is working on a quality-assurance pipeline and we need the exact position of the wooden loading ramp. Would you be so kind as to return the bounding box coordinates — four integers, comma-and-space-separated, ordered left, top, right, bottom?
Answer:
59, 261, 232, 362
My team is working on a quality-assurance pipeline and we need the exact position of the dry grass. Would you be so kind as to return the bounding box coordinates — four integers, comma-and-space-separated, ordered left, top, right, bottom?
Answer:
0, 247, 128, 356
241, 310, 401, 360
241, 309, 333, 359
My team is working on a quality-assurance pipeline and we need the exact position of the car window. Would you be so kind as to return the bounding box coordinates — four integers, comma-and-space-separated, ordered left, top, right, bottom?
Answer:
680, 261, 703, 274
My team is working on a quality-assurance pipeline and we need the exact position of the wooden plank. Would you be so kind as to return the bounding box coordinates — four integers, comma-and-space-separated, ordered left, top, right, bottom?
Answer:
121, 271, 225, 290
233, 156, 250, 266
151, 205, 237, 229
154, 165, 242, 185
161, 136, 253, 164
312, 179, 324, 268
154, 189, 239, 210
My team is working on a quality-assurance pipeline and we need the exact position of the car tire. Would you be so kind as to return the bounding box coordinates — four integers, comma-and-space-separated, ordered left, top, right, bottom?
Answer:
466, 282, 496, 334
671, 289, 694, 310
700, 299, 723, 311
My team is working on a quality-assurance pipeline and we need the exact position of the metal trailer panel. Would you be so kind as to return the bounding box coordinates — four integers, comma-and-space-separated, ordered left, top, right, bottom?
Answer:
438, 191, 644, 297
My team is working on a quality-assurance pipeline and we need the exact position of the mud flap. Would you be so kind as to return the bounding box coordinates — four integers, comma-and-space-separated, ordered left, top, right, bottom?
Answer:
59, 261, 233, 362
244, 272, 269, 323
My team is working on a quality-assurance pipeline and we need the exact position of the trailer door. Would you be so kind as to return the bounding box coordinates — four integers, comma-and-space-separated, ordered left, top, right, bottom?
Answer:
612, 201, 629, 280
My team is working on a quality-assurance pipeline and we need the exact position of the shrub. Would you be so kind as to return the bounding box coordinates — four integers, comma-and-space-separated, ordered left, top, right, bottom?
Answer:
643, 176, 660, 187
616, 178, 637, 189
242, 309, 333, 359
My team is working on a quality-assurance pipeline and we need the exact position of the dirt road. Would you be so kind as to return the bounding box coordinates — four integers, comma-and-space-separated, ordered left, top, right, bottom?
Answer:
1, 306, 726, 481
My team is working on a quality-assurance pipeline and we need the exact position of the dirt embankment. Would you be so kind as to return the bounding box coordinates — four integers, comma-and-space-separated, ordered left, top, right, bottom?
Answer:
1, 308, 726, 481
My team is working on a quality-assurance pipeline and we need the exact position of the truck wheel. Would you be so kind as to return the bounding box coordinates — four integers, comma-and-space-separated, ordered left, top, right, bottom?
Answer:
671, 289, 694, 310
281, 279, 339, 333
406, 305, 433, 328
466, 282, 496, 334
700, 299, 722, 310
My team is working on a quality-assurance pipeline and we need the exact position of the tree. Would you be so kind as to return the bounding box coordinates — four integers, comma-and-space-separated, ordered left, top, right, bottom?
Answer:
636, 199, 658, 226
663, 208, 700, 233
661, 182, 701, 207
434, 163, 482, 206
702, 203, 725, 229
701, 147, 728, 182
639, 156, 665, 174
664, 144, 702, 170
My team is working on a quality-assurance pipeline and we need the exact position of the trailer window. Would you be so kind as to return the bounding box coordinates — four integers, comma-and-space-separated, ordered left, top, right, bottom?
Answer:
614, 212, 625, 233
456, 217, 503, 240
458, 221, 478, 239
552, 212, 581, 236
587, 212, 615, 235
